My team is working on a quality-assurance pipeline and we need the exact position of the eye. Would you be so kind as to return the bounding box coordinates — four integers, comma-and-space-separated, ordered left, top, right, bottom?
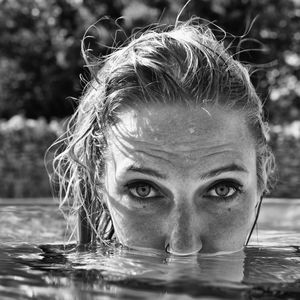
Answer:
127, 182, 161, 199
205, 181, 242, 200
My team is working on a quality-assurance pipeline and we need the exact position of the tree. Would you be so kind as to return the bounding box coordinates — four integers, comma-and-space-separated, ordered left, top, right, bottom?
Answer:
0, 0, 299, 124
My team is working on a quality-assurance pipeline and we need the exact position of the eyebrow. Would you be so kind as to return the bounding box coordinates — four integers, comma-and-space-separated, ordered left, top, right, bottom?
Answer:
126, 165, 167, 179
125, 163, 248, 180
199, 163, 249, 180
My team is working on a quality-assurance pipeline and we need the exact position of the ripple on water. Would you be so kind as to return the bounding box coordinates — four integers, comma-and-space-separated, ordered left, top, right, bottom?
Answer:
0, 199, 300, 299
1, 243, 300, 300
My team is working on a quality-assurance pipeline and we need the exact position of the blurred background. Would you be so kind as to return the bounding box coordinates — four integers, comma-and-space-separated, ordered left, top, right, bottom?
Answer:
0, 0, 299, 199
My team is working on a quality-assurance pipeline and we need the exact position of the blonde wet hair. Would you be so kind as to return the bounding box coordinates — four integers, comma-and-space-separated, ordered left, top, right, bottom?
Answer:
51, 18, 275, 245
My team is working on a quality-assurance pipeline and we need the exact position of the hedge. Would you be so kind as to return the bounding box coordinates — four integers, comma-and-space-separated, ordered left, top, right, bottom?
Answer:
0, 115, 60, 198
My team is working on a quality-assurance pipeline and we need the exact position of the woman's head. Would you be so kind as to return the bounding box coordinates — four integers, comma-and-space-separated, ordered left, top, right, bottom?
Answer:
53, 19, 275, 254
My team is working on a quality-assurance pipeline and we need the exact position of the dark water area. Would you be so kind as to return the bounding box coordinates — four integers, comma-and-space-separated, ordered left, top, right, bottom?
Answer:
0, 199, 300, 300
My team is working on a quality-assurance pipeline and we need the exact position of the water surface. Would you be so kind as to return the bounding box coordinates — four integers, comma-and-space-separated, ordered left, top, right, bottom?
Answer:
0, 198, 300, 300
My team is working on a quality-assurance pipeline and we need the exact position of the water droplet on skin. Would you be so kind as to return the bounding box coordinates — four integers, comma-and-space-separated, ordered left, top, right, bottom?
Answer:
188, 128, 195, 134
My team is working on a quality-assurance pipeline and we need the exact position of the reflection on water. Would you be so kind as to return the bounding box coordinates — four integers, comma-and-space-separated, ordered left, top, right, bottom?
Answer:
1, 243, 300, 299
0, 198, 300, 299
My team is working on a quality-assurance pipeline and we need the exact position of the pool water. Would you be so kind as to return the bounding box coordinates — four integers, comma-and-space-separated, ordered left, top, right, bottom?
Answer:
0, 198, 300, 300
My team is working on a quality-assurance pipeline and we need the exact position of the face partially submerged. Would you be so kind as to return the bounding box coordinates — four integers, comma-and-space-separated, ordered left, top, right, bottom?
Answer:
103, 103, 261, 255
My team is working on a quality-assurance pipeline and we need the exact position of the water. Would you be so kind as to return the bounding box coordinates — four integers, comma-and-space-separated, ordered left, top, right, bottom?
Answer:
0, 198, 300, 300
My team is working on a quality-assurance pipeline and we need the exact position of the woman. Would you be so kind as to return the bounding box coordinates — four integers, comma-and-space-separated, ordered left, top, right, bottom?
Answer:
53, 19, 275, 256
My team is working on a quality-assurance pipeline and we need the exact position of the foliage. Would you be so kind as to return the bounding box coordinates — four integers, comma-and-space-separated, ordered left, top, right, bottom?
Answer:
269, 122, 300, 198
0, 0, 299, 124
0, 116, 60, 197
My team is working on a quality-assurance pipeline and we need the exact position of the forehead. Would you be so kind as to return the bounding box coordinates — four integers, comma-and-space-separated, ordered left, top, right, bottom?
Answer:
110, 104, 251, 145
107, 103, 256, 175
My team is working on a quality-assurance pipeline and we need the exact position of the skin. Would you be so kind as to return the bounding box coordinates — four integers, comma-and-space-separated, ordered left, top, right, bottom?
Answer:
103, 103, 261, 255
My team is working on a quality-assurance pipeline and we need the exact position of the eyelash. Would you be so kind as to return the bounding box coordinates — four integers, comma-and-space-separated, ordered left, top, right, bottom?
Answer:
205, 180, 243, 202
125, 180, 243, 202
125, 181, 163, 201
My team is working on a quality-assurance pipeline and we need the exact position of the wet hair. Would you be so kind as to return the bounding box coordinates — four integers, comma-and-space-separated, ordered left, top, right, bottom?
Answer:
51, 18, 275, 245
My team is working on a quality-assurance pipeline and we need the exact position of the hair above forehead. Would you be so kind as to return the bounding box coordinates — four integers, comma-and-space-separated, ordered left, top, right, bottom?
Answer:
83, 19, 259, 118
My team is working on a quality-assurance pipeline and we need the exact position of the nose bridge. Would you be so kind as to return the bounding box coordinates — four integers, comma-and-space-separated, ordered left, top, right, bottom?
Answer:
167, 201, 202, 255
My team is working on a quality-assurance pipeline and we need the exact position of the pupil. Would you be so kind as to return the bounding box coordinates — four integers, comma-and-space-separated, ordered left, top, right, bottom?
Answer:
136, 185, 150, 197
216, 185, 229, 196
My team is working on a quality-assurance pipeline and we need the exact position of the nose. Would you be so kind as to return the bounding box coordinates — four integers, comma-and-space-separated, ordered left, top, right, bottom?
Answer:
166, 205, 203, 256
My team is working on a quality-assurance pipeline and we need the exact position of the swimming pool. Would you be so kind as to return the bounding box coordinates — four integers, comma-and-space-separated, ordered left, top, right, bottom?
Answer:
0, 198, 300, 299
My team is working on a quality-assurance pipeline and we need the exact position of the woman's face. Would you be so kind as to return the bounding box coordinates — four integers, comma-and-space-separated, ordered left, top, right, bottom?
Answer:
103, 103, 261, 255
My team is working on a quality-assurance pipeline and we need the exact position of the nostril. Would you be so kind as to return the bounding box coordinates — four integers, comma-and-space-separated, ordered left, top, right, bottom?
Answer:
165, 242, 202, 256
